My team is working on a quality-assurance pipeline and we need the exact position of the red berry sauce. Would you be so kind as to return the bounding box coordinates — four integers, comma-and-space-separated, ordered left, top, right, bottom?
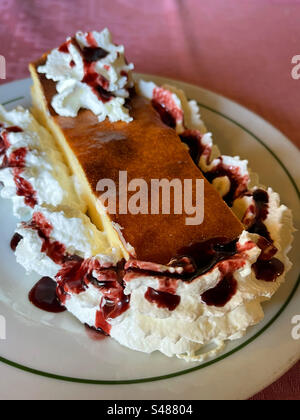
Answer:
145, 287, 180, 311
0, 126, 37, 208
29, 277, 66, 313
10, 233, 23, 252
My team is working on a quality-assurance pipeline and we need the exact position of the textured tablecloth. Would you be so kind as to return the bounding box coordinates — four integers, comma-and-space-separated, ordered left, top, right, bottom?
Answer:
0, 0, 299, 400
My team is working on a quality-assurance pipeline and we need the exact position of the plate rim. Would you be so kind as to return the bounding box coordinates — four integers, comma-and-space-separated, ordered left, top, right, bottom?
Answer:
0, 77, 299, 390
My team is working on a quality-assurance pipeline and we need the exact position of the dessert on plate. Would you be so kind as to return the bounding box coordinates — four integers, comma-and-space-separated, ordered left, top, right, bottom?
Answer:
0, 28, 294, 361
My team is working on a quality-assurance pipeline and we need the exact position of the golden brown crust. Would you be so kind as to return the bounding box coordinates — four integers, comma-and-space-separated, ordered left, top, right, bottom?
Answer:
30, 58, 243, 264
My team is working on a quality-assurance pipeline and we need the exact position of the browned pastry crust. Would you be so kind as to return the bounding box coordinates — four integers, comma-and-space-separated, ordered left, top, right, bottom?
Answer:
29, 57, 243, 264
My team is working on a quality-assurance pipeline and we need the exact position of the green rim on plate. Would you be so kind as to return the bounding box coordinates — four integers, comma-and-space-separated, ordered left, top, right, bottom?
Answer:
0, 95, 299, 385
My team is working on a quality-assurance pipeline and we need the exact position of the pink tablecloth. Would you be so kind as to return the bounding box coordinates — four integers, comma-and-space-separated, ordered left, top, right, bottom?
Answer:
0, 0, 299, 400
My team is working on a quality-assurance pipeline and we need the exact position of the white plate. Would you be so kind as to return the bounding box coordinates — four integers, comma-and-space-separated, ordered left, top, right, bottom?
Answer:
0, 76, 299, 400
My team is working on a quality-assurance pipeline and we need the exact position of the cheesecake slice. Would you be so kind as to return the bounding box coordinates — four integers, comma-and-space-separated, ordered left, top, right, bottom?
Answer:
29, 58, 243, 265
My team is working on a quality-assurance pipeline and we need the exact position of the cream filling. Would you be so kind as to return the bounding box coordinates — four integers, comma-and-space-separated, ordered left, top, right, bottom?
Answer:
0, 106, 86, 218
15, 205, 115, 278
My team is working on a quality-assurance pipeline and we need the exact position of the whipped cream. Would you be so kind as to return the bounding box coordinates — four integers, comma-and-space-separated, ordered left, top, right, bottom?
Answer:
66, 82, 294, 360
137, 80, 250, 198
12, 146, 294, 362
137, 80, 207, 134
15, 205, 116, 278
38, 29, 134, 123
0, 106, 86, 218
3, 78, 294, 362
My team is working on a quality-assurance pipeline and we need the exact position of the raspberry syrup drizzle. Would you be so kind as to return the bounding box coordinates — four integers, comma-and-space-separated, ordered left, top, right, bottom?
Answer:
94, 267, 130, 335
252, 236, 284, 282
80, 33, 112, 103
239, 189, 284, 281
152, 87, 183, 129
56, 258, 130, 335
58, 34, 113, 103
201, 241, 254, 307
149, 95, 285, 297
145, 287, 180, 311
247, 189, 272, 242
180, 130, 249, 206
29, 277, 66, 313
180, 130, 206, 166
151, 87, 284, 284
86, 32, 98, 48
58, 40, 71, 54
23, 213, 130, 335
124, 266, 181, 312
19, 169, 283, 319
201, 274, 237, 307
126, 240, 254, 310
203, 158, 249, 207
0, 127, 37, 208
129, 233, 283, 310
26, 213, 66, 264
178, 131, 277, 262
175, 126, 285, 285
10, 233, 23, 251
